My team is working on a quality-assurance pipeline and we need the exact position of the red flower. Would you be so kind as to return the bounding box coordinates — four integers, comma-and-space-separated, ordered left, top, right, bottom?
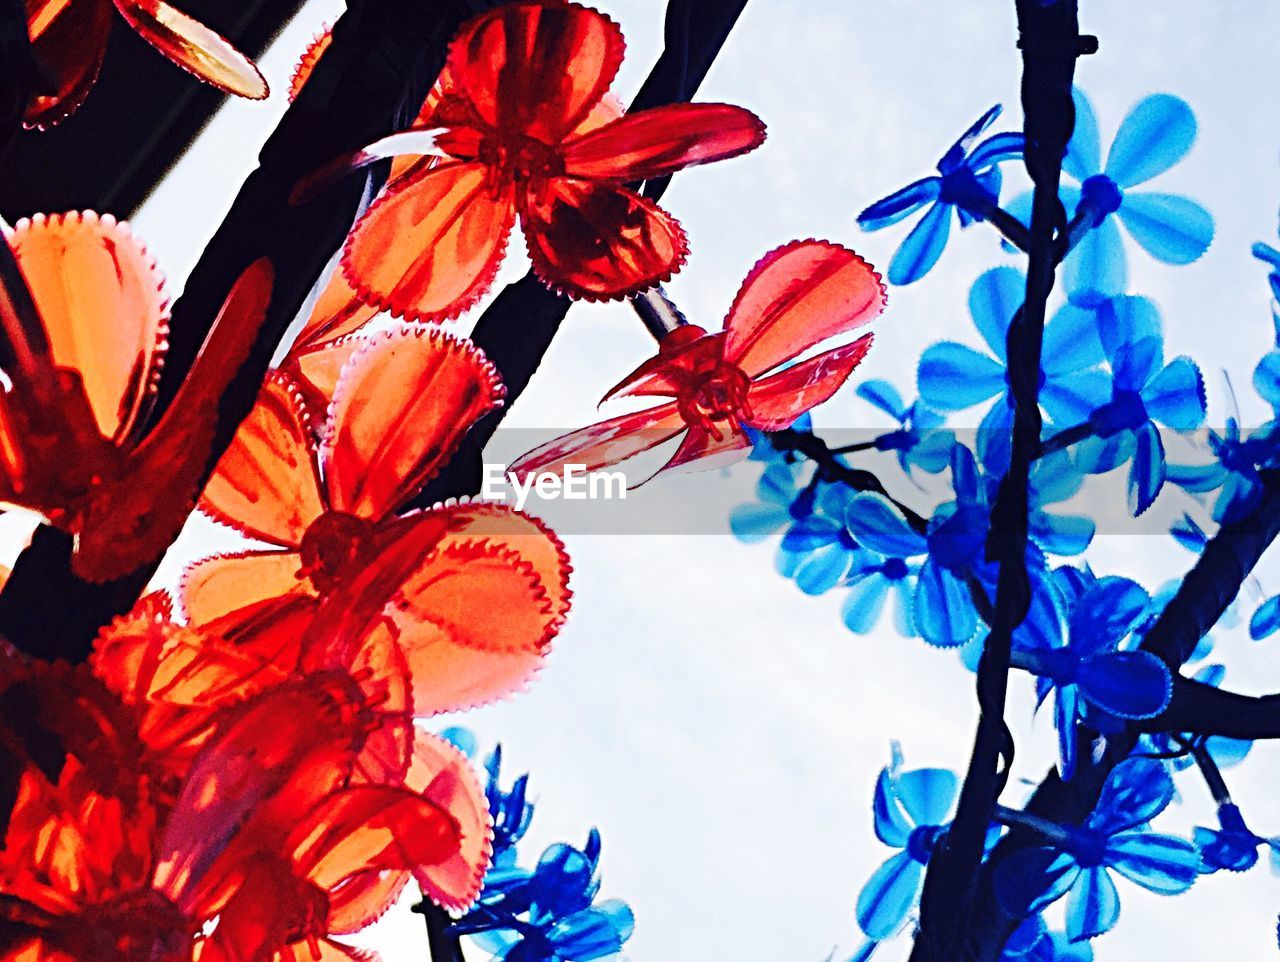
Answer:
511, 240, 887, 481
24, 0, 267, 129
337, 0, 766, 321
0, 213, 275, 581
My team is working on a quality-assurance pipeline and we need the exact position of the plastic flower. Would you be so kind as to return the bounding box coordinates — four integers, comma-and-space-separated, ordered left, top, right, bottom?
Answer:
840, 547, 920, 637
0, 212, 274, 581
1010, 89, 1212, 305
1017, 576, 1170, 780
1073, 295, 1206, 514
994, 758, 1200, 942
776, 483, 865, 595
856, 747, 973, 940
917, 266, 1109, 472
24, 0, 267, 128
1191, 803, 1280, 875
338, 1, 765, 320
185, 328, 571, 715
511, 240, 886, 482
857, 104, 1024, 284
729, 460, 812, 544
856, 380, 955, 476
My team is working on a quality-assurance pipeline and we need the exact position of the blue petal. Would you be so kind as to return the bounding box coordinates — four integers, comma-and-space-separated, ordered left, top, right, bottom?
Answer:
915, 558, 979, 648
1068, 577, 1150, 653
1055, 683, 1080, 780
1004, 915, 1048, 958
895, 768, 959, 827
858, 177, 942, 230
994, 847, 1081, 916
844, 493, 928, 557
873, 767, 914, 847
969, 267, 1025, 362
940, 105, 1002, 172
950, 445, 981, 503
917, 342, 1006, 411
1040, 370, 1113, 431
1077, 651, 1171, 719
1030, 511, 1095, 557
1063, 216, 1127, 307
843, 572, 892, 634
857, 379, 908, 420
969, 131, 1025, 170
527, 844, 599, 919
729, 503, 791, 543
1106, 833, 1201, 893
1207, 736, 1253, 768
438, 726, 478, 757
1064, 88, 1102, 182
1032, 451, 1086, 505
781, 514, 843, 553
1065, 866, 1120, 941
1073, 432, 1135, 475
1119, 192, 1214, 264
1104, 94, 1197, 188
758, 463, 800, 507
1143, 357, 1206, 430
1089, 758, 1174, 835
1042, 302, 1105, 376
1249, 595, 1280, 641
549, 901, 635, 959
1128, 420, 1166, 516
1165, 460, 1228, 494
1253, 352, 1280, 411
1096, 295, 1162, 370
856, 851, 923, 939
794, 544, 854, 595
888, 202, 952, 285
1193, 825, 1259, 874
976, 394, 1014, 477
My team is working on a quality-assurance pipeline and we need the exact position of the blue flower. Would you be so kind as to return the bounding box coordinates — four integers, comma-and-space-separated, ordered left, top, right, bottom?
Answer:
857, 747, 962, 939
856, 380, 955, 476
1010, 89, 1213, 306
1017, 577, 1170, 780
1251, 218, 1280, 303
841, 547, 920, 637
994, 758, 1200, 942
916, 267, 1109, 472
777, 483, 865, 595
1167, 417, 1280, 523
1193, 803, 1280, 875
1073, 295, 1206, 514
858, 104, 1024, 284
729, 460, 811, 544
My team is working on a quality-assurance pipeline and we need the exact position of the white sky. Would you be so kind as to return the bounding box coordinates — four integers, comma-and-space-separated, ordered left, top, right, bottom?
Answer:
5, 2, 1280, 960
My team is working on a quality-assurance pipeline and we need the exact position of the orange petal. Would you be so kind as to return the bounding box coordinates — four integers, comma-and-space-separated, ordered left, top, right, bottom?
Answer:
288, 26, 332, 102
70, 259, 276, 583
288, 268, 380, 355
599, 326, 717, 404
284, 335, 364, 413
449, 1, 623, 143
563, 103, 765, 182
112, 0, 268, 98
746, 334, 874, 430
324, 328, 504, 520
342, 161, 516, 322
7, 212, 168, 444
276, 940, 380, 962
508, 401, 687, 478
201, 373, 325, 547
23, 0, 113, 128
522, 177, 688, 300
652, 419, 751, 479
722, 240, 887, 377
403, 730, 492, 911
181, 549, 308, 625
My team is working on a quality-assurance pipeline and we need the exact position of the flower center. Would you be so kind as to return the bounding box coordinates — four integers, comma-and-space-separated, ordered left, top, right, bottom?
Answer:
1081, 174, 1123, 218
678, 360, 753, 436
479, 133, 564, 189
297, 511, 380, 594
906, 824, 947, 863
882, 557, 910, 580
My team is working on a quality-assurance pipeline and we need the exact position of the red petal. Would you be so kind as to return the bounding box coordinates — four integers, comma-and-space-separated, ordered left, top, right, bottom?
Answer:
722, 240, 887, 377
342, 161, 516, 322
449, 1, 623, 143
562, 103, 765, 182
509, 401, 687, 478
284, 336, 364, 413
7, 212, 168, 444
522, 177, 688, 300
112, 0, 268, 98
651, 419, 751, 479
324, 328, 505, 520
202, 373, 325, 546
288, 267, 381, 354
289, 26, 331, 102
746, 334, 874, 430
599, 326, 716, 403
23, 0, 112, 128
403, 731, 492, 911
181, 550, 308, 626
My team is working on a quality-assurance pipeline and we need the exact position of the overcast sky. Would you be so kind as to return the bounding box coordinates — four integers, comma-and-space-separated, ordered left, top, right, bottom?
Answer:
6, 2, 1280, 960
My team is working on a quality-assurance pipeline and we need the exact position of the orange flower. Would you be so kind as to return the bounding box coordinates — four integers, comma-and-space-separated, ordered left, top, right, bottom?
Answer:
24, 0, 267, 129
0, 213, 275, 581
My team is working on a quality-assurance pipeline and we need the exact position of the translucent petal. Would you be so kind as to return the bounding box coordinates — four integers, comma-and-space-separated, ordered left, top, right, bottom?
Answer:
1128, 420, 1166, 516
856, 851, 923, 940
1250, 595, 1280, 641
1090, 758, 1174, 835
23, 0, 112, 128
509, 403, 687, 478
1063, 216, 1126, 307
1106, 833, 1201, 893
1042, 302, 1105, 376
915, 559, 978, 648
969, 131, 1025, 171
843, 493, 928, 557
894, 768, 958, 827
993, 847, 1080, 916
917, 342, 1005, 411
1068, 577, 1149, 653
887, 201, 951, 285
1104, 94, 1196, 188
1119, 193, 1214, 265
1064, 88, 1101, 181
1253, 352, 1280, 411
857, 379, 908, 420
968, 267, 1024, 362
1030, 511, 1095, 558
746, 336, 875, 430
1040, 370, 1112, 428
872, 768, 913, 847
843, 573, 891, 634
1143, 357, 1206, 430
1096, 295, 1162, 367
939, 105, 1001, 172
1077, 651, 1171, 719
729, 503, 791, 543
794, 544, 853, 595
549, 902, 634, 959
1055, 682, 1079, 780
1065, 866, 1119, 941
1165, 459, 1227, 494
858, 177, 941, 231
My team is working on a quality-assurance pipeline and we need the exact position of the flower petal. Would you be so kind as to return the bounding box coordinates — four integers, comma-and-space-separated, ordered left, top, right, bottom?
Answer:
887, 201, 951, 285
1119, 193, 1213, 265
856, 851, 923, 940
745, 335, 874, 430
1064, 89, 1101, 181
1143, 357, 1206, 430
1077, 651, 1171, 719
1065, 866, 1119, 941
969, 267, 1024, 363
1106, 832, 1201, 893
843, 493, 928, 557
509, 402, 687, 478
857, 177, 941, 230
23, 0, 113, 128
1063, 215, 1127, 306
1089, 758, 1174, 835
917, 342, 1005, 411
1104, 94, 1196, 189
895, 768, 958, 827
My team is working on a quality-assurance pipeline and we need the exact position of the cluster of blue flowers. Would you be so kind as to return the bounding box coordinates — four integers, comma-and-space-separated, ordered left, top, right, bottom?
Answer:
437, 728, 635, 962
732, 87, 1280, 957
